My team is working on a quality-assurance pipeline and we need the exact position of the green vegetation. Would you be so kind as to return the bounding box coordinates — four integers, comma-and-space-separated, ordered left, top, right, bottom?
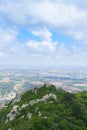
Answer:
0, 84, 87, 130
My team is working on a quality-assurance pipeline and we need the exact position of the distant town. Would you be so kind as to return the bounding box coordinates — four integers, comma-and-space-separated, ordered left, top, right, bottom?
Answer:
0, 68, 87, 102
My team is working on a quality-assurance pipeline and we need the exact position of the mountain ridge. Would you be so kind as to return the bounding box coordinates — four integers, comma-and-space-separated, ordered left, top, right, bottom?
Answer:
0, 84, 87, 130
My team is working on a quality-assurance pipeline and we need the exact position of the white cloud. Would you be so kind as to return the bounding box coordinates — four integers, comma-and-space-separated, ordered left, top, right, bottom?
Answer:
0, 51, 5, 58
27, 28, 57, 52
0, 0, 87, 42
32, 27, 52, 41
0, 27, 17, 49
27, 40, 56, 52
0, 1, 86, 27
0, 0, 87, 66
0, 26, 18, 60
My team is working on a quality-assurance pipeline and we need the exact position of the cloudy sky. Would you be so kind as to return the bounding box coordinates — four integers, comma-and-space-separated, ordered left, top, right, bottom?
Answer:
0, 0, 87, 68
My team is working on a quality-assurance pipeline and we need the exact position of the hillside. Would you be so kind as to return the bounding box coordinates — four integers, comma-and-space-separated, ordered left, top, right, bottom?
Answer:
0, 84, 87, 130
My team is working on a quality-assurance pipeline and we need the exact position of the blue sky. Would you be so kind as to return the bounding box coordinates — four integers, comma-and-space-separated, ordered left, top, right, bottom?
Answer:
0, 0, 87, 68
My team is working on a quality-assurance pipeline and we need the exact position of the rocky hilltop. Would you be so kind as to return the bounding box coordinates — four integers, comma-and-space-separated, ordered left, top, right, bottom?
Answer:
0, 84, 87, 130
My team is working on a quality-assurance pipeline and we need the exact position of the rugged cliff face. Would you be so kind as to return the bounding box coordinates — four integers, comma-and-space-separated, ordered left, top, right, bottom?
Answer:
0, 84, 87, 130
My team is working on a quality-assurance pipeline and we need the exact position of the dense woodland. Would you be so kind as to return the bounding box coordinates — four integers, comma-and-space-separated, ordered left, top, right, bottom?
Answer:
0, 84, 87, 130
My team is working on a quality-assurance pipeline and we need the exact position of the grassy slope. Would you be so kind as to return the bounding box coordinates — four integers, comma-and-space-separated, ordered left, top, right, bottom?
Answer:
0, 85, 87, 130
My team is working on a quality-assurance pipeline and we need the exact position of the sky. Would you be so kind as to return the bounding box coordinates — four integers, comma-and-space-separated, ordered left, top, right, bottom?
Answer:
0, 0, 87, 68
